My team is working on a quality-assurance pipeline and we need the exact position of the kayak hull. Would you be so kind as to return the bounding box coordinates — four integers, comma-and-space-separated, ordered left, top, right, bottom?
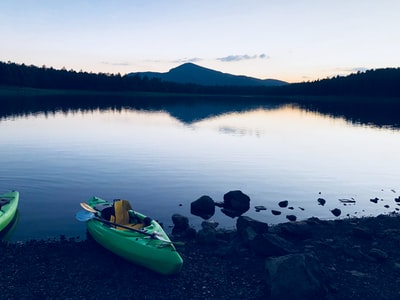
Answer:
0, 191, 19, 232
85, 196, 183, 275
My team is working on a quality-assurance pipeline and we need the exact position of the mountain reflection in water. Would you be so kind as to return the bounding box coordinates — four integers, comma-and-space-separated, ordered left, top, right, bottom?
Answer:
0, 94, 399, 241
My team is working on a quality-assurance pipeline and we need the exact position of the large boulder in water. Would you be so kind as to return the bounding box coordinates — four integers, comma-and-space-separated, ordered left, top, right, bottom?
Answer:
216, 190, 250, 218
190, 195, 215, 220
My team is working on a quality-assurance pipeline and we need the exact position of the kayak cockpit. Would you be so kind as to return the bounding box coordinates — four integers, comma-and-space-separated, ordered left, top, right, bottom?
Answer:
93, 199, 151, 231
0, 198, 10, 210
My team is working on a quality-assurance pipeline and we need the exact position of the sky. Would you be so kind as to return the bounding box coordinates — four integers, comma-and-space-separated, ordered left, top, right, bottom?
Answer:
1, 0, 400, 83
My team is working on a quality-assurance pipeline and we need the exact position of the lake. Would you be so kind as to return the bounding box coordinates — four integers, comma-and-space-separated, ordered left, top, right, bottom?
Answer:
1, 94, 400, 241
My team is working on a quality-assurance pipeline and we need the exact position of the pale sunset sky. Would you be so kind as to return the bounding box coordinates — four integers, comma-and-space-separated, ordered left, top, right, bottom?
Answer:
1, 0, 399, 83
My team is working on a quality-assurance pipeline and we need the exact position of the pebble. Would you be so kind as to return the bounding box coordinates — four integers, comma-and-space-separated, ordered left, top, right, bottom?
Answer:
286, 215, 297, 222
278, 200, 288, 208
330, 208, 341, 217
271, 210, 281, 216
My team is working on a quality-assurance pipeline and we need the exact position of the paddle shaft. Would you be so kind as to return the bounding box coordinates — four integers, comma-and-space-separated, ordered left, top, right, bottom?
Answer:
79, 202, 171, 242
91, 216, 162, 239
80, 203, 154, 237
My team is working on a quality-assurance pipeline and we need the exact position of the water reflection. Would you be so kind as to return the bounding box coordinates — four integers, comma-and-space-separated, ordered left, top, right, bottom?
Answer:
191, 105, 348, 137
295, 97, 400, 130
1, 93, 399, 129
1, 95, 400, 241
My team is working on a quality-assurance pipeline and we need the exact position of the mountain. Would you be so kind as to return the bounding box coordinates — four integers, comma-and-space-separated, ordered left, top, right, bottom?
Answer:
127, 63, 288, 87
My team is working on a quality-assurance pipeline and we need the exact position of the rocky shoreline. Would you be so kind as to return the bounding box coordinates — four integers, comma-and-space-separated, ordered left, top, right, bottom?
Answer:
1, 212, 400, 299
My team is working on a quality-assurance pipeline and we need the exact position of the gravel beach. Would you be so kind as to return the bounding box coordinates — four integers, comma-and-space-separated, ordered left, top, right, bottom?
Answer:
2, 214, 400, 299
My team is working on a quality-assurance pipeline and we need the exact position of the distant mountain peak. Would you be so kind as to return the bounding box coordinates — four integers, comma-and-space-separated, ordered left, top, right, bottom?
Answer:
168, 63, 218, 75
128, 63, 287, 87
170, 62, 202, 70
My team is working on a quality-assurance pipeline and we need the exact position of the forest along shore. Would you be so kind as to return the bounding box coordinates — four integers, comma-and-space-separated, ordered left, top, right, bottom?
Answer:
1, 213, 400, 299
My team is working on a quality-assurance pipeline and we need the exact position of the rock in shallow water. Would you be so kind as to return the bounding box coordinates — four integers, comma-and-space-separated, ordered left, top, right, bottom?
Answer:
191, 195, 215, 219
278, 200, 288, 208
330, 208, 341, 217
271, 210, 281, 216
217, 190, 250, 218
317, 198, 326, 206
286, 215, 297, 222
370, 197, 379, 203
255, 205, 266, 212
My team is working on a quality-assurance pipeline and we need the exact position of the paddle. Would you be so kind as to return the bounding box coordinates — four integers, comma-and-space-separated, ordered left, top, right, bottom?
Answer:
80, 202, 97, 213
75, 209, 170, 242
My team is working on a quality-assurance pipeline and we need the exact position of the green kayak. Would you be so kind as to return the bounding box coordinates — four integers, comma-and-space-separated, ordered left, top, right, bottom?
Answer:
82, 196, 183, 275
0, 190, 19, 232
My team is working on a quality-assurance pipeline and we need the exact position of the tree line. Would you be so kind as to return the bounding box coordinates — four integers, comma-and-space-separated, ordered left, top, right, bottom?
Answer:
1, 61, 399, 97
0, 61, 165, 92
279, 68, 400, 97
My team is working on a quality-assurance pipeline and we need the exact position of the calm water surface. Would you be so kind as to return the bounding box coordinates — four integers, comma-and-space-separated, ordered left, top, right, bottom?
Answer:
1, 100, 400, 241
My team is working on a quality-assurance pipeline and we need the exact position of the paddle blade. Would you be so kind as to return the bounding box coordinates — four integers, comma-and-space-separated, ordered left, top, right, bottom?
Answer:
80, 202, 97, 213
75, 210, 95, 222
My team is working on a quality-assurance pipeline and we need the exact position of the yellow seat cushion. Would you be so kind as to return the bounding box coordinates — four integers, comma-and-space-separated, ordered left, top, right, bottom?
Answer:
110, 199, 143, 230
114, 199, 133, 225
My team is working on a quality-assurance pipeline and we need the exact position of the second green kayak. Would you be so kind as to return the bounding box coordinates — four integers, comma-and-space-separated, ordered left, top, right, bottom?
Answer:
0, 190, 19, 232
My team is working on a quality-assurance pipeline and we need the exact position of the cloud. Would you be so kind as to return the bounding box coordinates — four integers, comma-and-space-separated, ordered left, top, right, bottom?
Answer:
173, 57, 203, 64
101, 61, 132, 66
217, 53, 269, 62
